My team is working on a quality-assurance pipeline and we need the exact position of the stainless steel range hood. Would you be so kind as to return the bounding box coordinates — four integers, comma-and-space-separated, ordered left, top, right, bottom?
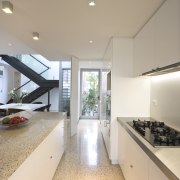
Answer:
142, 62, 180, 76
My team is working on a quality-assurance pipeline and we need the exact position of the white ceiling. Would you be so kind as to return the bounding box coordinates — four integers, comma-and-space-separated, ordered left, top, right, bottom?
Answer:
0, 0, 165, 61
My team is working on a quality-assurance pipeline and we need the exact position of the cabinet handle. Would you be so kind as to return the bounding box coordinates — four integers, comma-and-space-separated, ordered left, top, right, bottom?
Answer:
130, 165, 133, 168
50, 156, 53, 159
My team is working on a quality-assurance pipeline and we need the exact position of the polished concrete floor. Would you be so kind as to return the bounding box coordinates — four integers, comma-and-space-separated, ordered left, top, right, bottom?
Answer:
53, 120, 124, 180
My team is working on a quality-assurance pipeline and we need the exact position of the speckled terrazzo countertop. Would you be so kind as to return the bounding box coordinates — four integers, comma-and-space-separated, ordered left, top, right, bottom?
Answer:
117, 117, 180, 180
0, 111, 66, 180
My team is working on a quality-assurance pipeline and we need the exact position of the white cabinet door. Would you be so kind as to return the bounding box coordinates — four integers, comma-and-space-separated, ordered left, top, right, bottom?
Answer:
124, 130, 149, 180
118, 124, 133, 180
133, 0, 180, 76
133, 16, 155, 76
9, 120, 65, 180
149, 159, 169, 180
101, 120, 110, 157
154, 0, 180, 67
118, 123, 169, 180
118, 124, 124, 165
118, 124, 149, 180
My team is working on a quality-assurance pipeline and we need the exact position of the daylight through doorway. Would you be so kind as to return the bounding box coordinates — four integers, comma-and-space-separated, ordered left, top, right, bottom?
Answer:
80, 69, 100, 119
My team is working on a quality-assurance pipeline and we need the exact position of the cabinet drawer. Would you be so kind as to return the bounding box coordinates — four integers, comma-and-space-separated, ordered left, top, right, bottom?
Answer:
9, 120, 65, 180
149, 159, 169, 180
118, 124, 149, 180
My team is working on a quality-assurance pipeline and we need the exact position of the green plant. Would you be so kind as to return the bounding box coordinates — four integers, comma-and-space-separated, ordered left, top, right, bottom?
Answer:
81, 72, 98, 116
9, 89, 28, 103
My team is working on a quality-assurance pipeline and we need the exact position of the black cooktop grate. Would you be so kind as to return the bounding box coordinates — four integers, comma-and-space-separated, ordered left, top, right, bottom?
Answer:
127, 120, 180, 148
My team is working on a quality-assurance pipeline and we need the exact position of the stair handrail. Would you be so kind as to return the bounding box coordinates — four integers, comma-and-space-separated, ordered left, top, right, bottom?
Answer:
15, 68, 50, 92
30, 55, 50, 69
6, 54, 55, 103
14, 54, 51, 92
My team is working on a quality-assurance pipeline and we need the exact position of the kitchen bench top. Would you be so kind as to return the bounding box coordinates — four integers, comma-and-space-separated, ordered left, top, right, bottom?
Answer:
0, 111, 66, 180
117, 117, 180, 180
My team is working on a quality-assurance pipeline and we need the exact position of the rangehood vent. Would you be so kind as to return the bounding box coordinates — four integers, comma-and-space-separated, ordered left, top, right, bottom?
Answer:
142, 62, 180, 76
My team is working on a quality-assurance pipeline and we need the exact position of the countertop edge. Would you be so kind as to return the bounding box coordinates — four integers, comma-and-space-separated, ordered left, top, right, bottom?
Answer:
0, 111, 66, 180
117, 118, 179, 180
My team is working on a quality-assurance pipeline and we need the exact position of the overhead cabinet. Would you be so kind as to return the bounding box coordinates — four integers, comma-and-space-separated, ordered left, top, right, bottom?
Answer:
142, 61, 180, 76
134, 0, 180, 76
154, 0, 180, 67
133, 13, 156, 76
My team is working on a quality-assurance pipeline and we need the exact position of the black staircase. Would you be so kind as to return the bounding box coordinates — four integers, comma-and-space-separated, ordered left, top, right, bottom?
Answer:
0, 55, 46, 85
23, 87, 54, 103
0, 55, 59, 103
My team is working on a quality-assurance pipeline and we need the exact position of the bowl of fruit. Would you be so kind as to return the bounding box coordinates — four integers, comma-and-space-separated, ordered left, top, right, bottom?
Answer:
1, 116, 29, 127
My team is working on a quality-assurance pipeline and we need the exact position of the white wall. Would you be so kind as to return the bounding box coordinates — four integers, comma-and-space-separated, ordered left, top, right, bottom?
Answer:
70, 56, 79, 136
0, 62, 15, 103
79, 60, 103, 69
110, 37, 150, 163
151, 72, 180, 130
44, 61, 60, 80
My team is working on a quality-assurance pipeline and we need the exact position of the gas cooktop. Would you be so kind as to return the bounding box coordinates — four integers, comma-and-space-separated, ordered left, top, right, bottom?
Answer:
127, 119, 180, 147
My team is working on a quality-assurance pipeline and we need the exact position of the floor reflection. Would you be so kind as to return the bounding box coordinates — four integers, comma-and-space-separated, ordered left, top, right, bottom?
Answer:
53, 120, 124, 180
81, 121, 98, 166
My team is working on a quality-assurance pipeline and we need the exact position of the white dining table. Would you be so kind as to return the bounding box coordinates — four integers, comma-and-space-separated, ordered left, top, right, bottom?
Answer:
0, 103, 47, 111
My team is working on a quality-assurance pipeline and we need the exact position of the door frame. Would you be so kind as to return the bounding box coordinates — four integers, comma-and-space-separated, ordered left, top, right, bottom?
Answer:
80, 68, 101, 119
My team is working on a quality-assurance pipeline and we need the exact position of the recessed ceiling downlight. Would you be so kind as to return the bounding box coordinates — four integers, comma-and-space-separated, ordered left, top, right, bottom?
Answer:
89, 40, 93, 43
2, 1, 13, 14
33, 32, 39, 40
88, 1, 95, 7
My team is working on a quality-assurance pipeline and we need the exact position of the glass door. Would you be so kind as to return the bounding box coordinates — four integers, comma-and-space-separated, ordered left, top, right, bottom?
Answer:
80, 69, 100, 119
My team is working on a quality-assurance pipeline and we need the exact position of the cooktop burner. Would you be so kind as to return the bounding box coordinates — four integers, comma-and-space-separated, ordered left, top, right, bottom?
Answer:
127, 119, 180, 147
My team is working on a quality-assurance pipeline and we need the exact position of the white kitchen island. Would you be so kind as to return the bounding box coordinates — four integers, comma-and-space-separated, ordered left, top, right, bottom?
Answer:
0, 111, 67, 180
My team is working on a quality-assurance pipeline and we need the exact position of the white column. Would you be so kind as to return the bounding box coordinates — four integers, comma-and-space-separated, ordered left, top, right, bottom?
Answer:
70, 56, 79, 136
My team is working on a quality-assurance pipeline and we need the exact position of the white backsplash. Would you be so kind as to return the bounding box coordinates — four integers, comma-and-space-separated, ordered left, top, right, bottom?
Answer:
150, 71, 180, 130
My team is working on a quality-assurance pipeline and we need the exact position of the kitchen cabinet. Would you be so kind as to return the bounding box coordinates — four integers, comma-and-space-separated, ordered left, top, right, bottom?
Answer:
133, 15, 156, 76
149, 159, 169, 180
118, 123, 149, 180
102, 37, 149, 164
154, 0, 180, 68
134, 0, 180, 76
101, 120, 110, 157
9, 120, 66, 180
118, 123, 168, 180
